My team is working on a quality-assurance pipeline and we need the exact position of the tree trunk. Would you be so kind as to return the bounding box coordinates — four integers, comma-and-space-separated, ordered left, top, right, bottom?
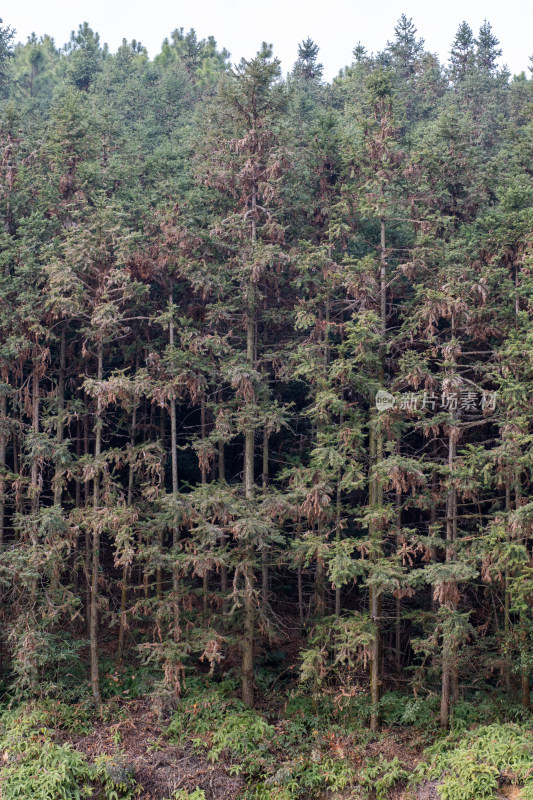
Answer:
241, 307, 256, 706
200, 396, 209, 611
369, 218, 387, 732
90, 345, 103, 712
261, 424, 269, 608
169, 313, 180, 642
53, 325, 66, 506
157, 409, 165, 601
369, 421, 381, 733
118, 400, 137, 664
503, 483, 511, 693
84, 409, 91, 630
395, 485, 402, 671
334, 408, 344, 617
515, 470, 530, 710
241, 191, 257, 707
440, 427, 457, 728
0, 392, 6, 551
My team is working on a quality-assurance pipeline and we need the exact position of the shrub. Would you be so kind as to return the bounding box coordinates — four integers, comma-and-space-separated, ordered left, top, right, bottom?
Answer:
412, 723, 533, 800
359, 755, 409, 800
0, 707, 93, 800
0, 706, 140, 800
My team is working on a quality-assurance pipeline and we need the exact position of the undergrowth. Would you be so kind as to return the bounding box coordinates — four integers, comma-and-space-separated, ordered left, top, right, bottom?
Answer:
412, 722, 533, 800
0, 705, 139, 800
2, 676, 533, 800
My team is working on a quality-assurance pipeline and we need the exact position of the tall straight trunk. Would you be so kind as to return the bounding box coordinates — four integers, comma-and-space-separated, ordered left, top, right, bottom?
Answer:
334, 315, 345, 618
335, 477, 342, 616
430, 470, 438, 613
379, 219, 386, 335
244, 307, 255, 499
241, 187, 257, 708
315, 297, 331, 617
218, 388, 226, 484
169, 312, 180, 642
298, 561, 304, 628
90, 345, 103, 712
84, 410, 91, 629
29, 361, 40, 600
515, 259, 520, 316
369, 218, 387, 732
440, 427, 457, 728
201, 396, 209, 611
49, 327, 67, 597
13, 430, 21, 517
242, 297, 256, 707
521, 623, 530, 710
503, 483, 511, 693
395, 485, 402, 671
335, 408, 344, 617
315, 543, 326, 617
118, 400, 137, 663
84, 412, 90, 508
369, 421, 381, 733
261, 424, 269, 608
218, 398, 228, 595
27, 361, 40, 690
0, 393, 6, 550
75, 418, 81, 509
156, 409, 165, 601
515, 469, 530, 710
53, 326, 66, 506
31, 361, 40, 515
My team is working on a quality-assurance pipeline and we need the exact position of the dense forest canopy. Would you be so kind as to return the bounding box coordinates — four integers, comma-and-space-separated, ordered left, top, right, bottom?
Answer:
1, 12, 533, 799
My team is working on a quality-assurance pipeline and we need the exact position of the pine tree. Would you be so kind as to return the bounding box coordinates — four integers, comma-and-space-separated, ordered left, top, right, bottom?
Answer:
66, 22, 104, 91
476, 20, 502, 75
386, 14, 424, 77
0, 16, 14, 93
449, 22, 475, 82
293, 38, 323, 81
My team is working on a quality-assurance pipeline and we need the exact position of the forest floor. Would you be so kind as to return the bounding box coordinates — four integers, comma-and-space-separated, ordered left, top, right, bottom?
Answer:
52, 696, 527, 800
62, 699, 245, 800
1, 643, 532, 800
1, 689, 531, 800
63, 702, 422, 799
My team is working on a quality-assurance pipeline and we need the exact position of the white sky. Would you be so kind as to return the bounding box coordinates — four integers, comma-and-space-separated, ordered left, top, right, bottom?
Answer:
5, 0, 533, 80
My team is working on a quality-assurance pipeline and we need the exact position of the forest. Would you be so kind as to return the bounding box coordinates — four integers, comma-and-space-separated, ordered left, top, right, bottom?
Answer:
0, 11, 533, 800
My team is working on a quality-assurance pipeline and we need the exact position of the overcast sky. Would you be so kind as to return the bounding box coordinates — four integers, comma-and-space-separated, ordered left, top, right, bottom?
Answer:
5, 0, 533, 80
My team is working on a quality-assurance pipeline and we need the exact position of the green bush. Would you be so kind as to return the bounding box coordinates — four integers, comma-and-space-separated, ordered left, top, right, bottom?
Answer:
359, 755, 409, 800
100, 660, 155, 700
0, 706, 139, 800
0, 707, 93, 800
39, 699, 94, 735
168, 686, 275, 777
413, 722, 533, 800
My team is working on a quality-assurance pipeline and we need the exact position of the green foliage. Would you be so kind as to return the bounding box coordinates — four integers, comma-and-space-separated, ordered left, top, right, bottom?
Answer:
413, 723, 533, 800
1, 9, 533, 789
94, 754, 140, 800
0, 706, 92, 799
167, 790, 206, 800
0, 706, 139, 800
100, 661, 155, 700
167, 684, 274, 777
208, 710, 274, 768
359, 755, 409, 799
38, 700, 93, 735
